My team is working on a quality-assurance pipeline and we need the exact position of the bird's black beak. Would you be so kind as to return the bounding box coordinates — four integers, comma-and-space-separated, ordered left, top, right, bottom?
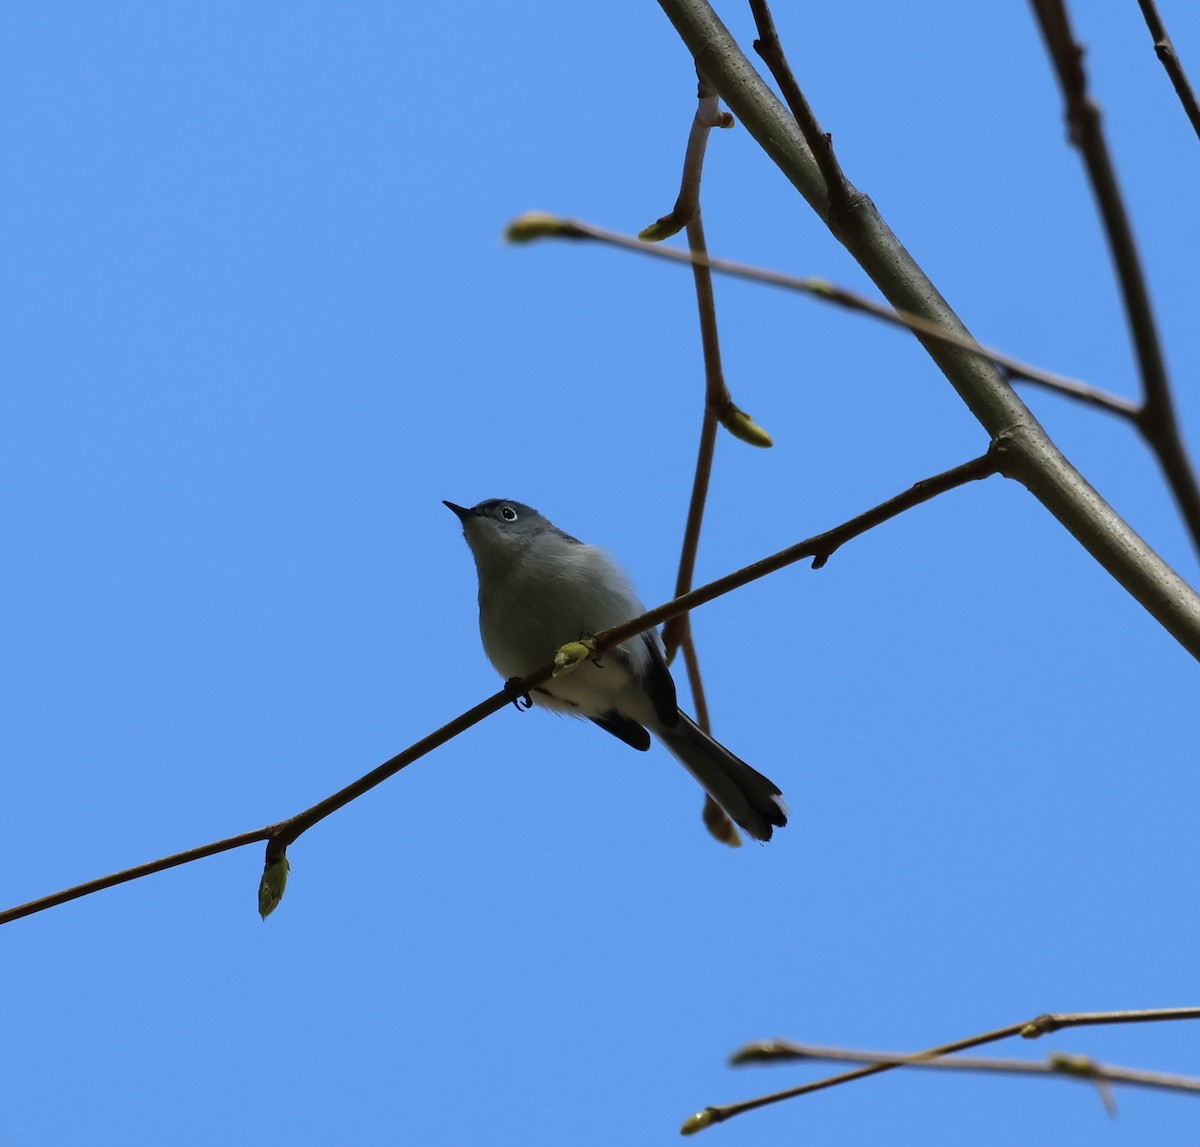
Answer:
443, 500, 474, 522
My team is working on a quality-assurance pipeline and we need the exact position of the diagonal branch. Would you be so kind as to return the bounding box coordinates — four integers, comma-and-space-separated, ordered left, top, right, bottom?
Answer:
509, 214, 1138, 415
1031, 0, 1200, 554
743, 4, 1161, 432
1136, 0, 1200, 141
730, 1038, 1200, 1115
1006, 367, 1140, 418
747, 0, 857, 225
647, 0, 1200, 658
0, 451, 1001, 928
682, 1006, 1200, 1133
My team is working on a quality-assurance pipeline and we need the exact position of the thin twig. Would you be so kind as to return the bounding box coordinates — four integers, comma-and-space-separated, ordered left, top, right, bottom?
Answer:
646, 74, 742, 844
728, 1038, 1200, 1116
748, 0, 857, 225
1006, 367, 1140, 417
1031, 0, 1200, 556
682, 1006, 1200, 1133
0, 452, 1000, 928
509, 214, 1108, 404
661, 75, 735, 667
665, 407, 720, 662
1136, 0, 1200, 141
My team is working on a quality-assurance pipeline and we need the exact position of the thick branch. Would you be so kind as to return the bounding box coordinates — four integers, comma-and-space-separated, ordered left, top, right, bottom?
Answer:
653, 0, 1200, 658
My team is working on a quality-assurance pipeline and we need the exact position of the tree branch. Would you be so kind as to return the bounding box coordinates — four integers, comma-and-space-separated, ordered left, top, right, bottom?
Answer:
642, 72, 752, 845
1031, 0, 1200, 554
682, 1006, 1200, 1133
648, 0, 1200, 658
1006, 367, 1140, 418
1136, 0, 1200, 141
0, 452, 1000, 927
508, 215, 1115, 405
730, 1038, 1200, 1115
747, 0, 857, 225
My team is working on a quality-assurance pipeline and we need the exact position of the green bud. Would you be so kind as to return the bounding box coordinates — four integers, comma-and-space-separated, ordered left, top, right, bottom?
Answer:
720, 405, 774, 448
504, 213, 585, 243
680, 1109, 715, 1135
258, 854, 291, 920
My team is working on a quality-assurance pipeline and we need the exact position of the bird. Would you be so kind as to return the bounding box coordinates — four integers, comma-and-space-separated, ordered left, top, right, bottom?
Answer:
444, 498, 787, 841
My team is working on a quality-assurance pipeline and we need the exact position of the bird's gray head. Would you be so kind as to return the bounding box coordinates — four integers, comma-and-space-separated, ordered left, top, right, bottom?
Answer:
444, 499, 579, 579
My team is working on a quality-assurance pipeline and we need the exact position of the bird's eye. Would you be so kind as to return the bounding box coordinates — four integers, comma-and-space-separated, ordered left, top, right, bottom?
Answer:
500, 505, 518, 522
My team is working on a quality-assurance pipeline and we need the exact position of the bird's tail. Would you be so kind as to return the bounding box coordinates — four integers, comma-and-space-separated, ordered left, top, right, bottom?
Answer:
658, 714, 787, 842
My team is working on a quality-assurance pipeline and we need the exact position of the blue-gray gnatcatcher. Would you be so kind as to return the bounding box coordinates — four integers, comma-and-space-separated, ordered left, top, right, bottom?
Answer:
444, 498, 787, 841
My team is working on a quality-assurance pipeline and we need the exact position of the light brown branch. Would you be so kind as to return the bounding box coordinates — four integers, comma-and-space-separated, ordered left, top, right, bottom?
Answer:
645, 74, 745, 844
0, 452, 1000, 928
660, 75, 735, 666
509, 214, 1107, 402
1006, 367, 1140, 418
682, 1006, 1200, 1133
729, 1038, 1200, 1117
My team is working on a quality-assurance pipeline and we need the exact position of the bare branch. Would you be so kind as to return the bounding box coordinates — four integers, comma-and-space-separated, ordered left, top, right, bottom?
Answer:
1136, 0, 1200, 141
747, 0, 858, 225
659, 76, 743, 666
682, 1007, 1200, 1133
509, 214, 1121, 407
1006, 367, 1140, 418
643, 73, 751, 845
0, 453, 1000, 928
728, 1038, 1200, 1117
1031, 0, 1200, 553
651, 0, 1200, 661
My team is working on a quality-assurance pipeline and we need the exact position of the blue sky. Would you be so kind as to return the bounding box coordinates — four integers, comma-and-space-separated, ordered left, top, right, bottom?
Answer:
4, 3, 1200, 1144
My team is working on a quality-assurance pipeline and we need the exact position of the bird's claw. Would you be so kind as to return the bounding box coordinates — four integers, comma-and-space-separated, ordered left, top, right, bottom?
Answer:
504, 677, 533, 710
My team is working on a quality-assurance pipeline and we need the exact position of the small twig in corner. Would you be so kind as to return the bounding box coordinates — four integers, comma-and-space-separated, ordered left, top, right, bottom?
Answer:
1031, 0, 1200, 556
681, 1006, 1200, 1133
729, 1038, 1200, 1117
1136, 0, 1200, 141
748, 0, 858, 226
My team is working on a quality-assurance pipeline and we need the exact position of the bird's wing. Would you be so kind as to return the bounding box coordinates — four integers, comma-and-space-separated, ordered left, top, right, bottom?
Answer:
637, 633, 680, 728
588, 712, 652, 751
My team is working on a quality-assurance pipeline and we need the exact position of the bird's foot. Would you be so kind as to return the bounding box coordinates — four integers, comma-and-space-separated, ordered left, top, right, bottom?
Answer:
503, 677, 533, 710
